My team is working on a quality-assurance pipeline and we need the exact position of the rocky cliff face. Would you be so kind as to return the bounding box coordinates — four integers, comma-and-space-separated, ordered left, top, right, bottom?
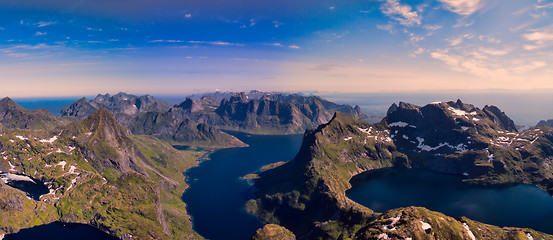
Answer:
248, 100, 553, 239
251, 224, 296, 240
0, 97, 59, 130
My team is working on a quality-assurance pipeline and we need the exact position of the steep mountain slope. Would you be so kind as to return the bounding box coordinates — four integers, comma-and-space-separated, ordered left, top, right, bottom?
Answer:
0, 108, 203, 239
128, 111, 246, 148
0, 97, 60, 130
247, 100, 553, 239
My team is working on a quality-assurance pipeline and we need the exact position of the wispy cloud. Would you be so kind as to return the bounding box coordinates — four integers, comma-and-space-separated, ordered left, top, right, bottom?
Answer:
188, 41, 245, 46
430, 45, 545, 78
380, 0, 421, 26
35, 31, 47, 36
438, 0, 482, 15
523, 26, 553, 50
288, 45, 300, 49
376, 24, 395, 33
149, 39, 185, 43
36, 21, 56, 28
478, 35, 501, 43
423, 25, 442, 31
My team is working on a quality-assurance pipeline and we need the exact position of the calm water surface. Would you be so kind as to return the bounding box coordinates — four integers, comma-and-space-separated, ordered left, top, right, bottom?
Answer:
347, 168, 553, 234
182, 131, 303, 240
4, 222, 118, 240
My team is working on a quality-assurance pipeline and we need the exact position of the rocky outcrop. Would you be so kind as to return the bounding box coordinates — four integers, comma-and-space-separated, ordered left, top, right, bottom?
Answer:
251, 224, 296, 240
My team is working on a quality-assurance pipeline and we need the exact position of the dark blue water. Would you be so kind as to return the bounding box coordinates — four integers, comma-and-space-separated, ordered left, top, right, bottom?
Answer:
14, 98, 80, 116
4, 222, 118, 240
346, 168, 553, 234
182, 131, 303, 240
7, 180, 49, 201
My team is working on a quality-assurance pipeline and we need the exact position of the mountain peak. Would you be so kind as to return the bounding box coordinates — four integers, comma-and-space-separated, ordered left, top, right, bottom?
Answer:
0, 97, 22, 110
229, 92, 249, 103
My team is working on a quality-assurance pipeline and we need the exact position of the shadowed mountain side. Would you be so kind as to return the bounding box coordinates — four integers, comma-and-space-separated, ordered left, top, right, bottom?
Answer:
128, 111, 246, 148
0, 97, 60, 130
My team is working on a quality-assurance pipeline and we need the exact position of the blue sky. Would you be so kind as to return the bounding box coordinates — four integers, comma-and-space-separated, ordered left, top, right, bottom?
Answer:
0, 0, 552, 97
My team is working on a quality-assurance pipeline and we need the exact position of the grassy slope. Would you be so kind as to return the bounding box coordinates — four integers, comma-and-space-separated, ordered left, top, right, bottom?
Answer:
0, 127, 204, 239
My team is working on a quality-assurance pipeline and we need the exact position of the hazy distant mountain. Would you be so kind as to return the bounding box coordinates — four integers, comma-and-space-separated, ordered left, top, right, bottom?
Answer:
174, 92, 368, 134
537, 119, 553, 128
61, 93, 244, 148
248, 100, 553, 239
187, 90, 271, 102
0, 97, 60, 129
60, 92, 171, 122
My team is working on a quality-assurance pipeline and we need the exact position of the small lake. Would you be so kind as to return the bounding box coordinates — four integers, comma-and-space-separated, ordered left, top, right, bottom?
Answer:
6, 180, 49, 201
346, 167, 553, 234
181, 131, 303, 240
4, 222, 118, 240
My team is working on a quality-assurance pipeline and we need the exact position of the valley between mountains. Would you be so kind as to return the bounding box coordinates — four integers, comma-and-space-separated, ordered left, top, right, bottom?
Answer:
1, 91, 553, 240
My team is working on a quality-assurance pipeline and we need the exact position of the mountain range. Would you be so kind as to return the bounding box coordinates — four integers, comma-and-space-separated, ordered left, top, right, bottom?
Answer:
247, 99, 553, 239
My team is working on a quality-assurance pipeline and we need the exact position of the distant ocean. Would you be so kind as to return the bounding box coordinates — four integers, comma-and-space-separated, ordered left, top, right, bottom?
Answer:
13, 90, 553, 128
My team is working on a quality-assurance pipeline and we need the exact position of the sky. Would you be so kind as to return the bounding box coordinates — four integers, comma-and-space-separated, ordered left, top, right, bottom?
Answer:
0, 0, 552, 97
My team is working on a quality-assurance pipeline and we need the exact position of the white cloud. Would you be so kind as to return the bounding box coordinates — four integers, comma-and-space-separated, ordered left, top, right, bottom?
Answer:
423, 25, 442, 31
478, 35, 501, 43
377, 24, 395, 33
409, 33, 424, 43
431, 46, 545, 78
380, 0, 421, 26
187, 41, 245, 47
537, 2, 553, 9
438, 0, 482, 15
449, 37, 463, 46
149, 39, 185, 43
36, 21, 56, 28
35, 31, 47, 36
289, 45, 300, 49
523, 26, 553, 50
477, 47, 509, 56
